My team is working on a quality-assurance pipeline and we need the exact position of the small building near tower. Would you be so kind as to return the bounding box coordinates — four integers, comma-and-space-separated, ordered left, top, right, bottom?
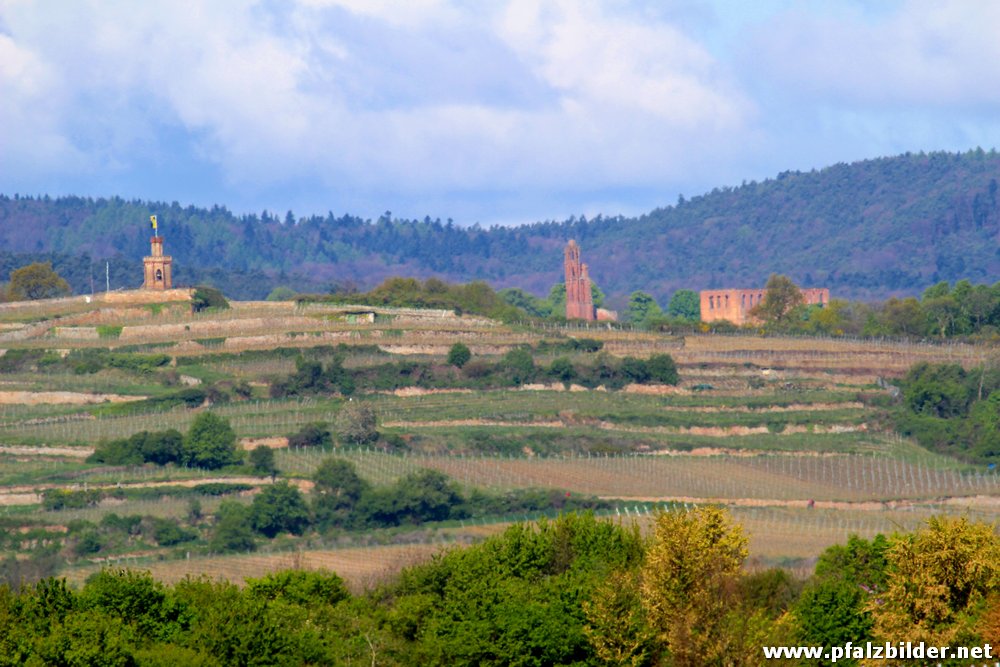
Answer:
143, 215, 173, 290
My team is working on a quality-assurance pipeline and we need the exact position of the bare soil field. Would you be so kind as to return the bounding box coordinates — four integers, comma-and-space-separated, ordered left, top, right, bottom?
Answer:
0, 391, 144, 405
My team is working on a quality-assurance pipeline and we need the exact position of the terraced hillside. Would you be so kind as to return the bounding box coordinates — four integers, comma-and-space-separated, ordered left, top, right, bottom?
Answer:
0, 290, 994, 588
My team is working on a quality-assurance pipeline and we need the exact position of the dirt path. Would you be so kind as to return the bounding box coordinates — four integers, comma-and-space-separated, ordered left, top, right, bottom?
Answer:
604, 495, 1000, 511
0, 391, 144, 405
0, 475, 314, 507
0, 438, 293, 456
0, 445, 93, 458
382, 419, 565, 429
382, 418, 868, 437
649, 447, 846, 458
660, 402, 864, 413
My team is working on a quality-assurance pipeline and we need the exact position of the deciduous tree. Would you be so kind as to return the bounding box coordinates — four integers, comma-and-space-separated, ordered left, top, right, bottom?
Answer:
641, 507, 749, 666
667, 289, 700, 321
447, 342, 471, 368
182, 413, 240, 470
335, 403, 378, 445
8, 262, 70, 300
250, 481, 311, 538
312, 458, 369, 529
751, 274, 805, 325
248, 446, 277, 479
626, 291, 662, 326
870, 516, 1000, 647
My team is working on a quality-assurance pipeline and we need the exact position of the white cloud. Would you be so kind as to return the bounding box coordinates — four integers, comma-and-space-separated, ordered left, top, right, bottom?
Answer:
747, 1, 1000, 109
497, 0, 746, 128
0, 28, 86, 181
0, 0, 753, 207
6, 0, 995, 224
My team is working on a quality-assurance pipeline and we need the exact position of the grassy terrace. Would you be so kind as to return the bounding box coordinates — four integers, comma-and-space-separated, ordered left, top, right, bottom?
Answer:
270, 444, 994, 503
0, 389, 871, 446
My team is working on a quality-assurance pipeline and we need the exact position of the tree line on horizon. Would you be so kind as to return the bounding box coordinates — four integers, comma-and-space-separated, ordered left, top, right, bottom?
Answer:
1, 149, 998, 301
5, 260, 1000, 342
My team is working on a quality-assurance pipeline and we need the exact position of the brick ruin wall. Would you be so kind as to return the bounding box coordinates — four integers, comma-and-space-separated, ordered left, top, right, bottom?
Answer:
564, 240, 596, 321
700, 288, 829, 325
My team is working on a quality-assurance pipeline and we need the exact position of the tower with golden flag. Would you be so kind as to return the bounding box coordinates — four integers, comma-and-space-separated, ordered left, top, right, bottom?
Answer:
142, 214, 172, 290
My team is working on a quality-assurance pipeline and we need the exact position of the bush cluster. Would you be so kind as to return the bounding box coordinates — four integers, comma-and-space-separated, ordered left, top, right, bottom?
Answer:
302, 276, 525, 321
309, 458, 609, 533
271, 348, 679, 396
88, 413, 241, 470
894, 361, 1000, 463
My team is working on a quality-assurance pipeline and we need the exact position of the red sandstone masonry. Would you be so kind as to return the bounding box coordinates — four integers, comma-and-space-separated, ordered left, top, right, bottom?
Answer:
700, 288, 830, 325
564, 240, 595, 321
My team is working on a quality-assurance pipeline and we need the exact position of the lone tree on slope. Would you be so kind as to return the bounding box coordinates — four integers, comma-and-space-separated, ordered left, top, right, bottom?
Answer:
8, 262, 71, 301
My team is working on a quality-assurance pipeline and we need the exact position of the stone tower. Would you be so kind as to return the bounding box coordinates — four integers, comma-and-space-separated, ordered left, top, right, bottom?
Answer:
143, 220, 173, 290
564, 240, 595, 321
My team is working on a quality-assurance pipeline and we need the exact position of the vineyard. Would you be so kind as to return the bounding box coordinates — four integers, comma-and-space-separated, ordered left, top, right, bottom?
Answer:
0, 289, 996, 587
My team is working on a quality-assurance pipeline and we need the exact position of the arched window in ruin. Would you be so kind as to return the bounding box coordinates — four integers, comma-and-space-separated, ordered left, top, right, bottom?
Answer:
155, 269, 163, 282
725, 294, 730, 307
741, 294, 746, 308
709, 296, 715, 309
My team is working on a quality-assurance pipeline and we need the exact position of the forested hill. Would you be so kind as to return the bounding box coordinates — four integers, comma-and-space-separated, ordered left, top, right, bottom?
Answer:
2, 150, 998, 302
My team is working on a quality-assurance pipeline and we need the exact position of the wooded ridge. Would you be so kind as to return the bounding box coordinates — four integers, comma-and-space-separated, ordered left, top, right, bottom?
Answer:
2, 149, 998, 301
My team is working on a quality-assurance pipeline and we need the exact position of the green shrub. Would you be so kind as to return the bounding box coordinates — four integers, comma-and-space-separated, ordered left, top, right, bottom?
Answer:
647, 354, 679, 385
246, 569, 350, 607
88, 429, 183, 466
191, 285, 230, 312
288, 422, 332, 448
0, 349, 43, 372
73, 531, 103, 556
42, 489, 104, 511
575, 337, 604, 352
249, 446, 277, 478
182, 412, 241, 470
548, 357, 576, 384
96, 324, 123, 339
500, 347, 536, 385
447, 342, 472, 368
210, 501, 256, 553
621, 357, 651, 383
250, 482, 311, 538
192, 483, 254, 496
150, 517, 196, 546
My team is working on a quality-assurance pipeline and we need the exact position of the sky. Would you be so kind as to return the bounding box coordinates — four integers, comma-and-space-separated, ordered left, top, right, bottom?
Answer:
2, 0, 1000, 226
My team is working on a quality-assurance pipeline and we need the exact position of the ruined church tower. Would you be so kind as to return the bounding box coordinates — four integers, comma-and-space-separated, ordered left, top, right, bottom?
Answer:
564, 240, 595, 321
143, 215, 173, 290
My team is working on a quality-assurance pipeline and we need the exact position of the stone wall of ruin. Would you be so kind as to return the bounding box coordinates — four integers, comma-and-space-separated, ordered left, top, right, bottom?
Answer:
700, 287, 830, 325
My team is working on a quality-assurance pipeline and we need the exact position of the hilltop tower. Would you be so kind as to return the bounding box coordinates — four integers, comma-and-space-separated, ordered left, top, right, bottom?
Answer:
564, 240, 595, 321
143, 215, 173, 290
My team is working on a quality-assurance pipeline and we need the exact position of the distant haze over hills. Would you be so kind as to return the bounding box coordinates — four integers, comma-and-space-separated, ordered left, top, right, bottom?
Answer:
2, 150, 998, 303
